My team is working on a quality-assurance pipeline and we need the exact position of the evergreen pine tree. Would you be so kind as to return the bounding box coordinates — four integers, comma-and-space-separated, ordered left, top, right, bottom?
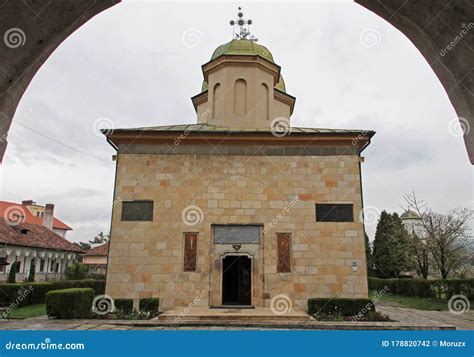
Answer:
364, 231, 372, 274
27, 259, 35, 282
7, 262, 17, 283
373, 211, 413, 277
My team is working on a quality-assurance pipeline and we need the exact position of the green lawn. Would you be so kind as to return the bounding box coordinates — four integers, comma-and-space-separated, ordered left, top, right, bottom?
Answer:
371, 293, 449, 311
6, 304, 46, 319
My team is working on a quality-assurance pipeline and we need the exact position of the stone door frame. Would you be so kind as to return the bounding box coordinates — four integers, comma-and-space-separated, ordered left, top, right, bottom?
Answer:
220, 252, 254, 306
209, 224, 264, 307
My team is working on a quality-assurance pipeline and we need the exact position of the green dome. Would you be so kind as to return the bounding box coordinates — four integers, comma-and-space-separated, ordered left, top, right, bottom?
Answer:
201, 39, 286, 93
400, 210, 420, 220
210, 39, 275, 62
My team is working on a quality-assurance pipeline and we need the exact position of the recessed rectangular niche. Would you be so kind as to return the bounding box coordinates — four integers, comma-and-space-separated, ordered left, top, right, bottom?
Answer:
184, 233, 197, 272
315, 203, 354, 222
213, 224, 260, 244
121, 200, 154, 221
277, 233, 291, 273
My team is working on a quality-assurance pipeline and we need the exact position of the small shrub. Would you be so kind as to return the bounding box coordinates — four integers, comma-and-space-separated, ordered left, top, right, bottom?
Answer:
308, 298, 375, 317
139, 297, 159, 317
114, 298, 133, 315
46, 288, 94, 319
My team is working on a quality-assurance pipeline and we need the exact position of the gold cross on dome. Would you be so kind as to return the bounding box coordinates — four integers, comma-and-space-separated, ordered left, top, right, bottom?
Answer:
229, 7, 258, 42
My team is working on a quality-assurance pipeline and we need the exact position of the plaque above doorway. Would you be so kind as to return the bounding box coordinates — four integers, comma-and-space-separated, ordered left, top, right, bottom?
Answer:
213, 224, 261, 244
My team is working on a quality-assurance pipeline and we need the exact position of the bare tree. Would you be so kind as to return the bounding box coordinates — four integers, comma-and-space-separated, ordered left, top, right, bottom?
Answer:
452, 255, 474, 279
404, 192, 473, 279
410, 232, 430, 279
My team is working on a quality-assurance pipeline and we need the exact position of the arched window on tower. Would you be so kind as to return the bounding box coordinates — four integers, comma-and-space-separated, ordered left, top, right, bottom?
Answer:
234, 79, 247, 115
260, 83, 269, 120
212, 83, 222, 118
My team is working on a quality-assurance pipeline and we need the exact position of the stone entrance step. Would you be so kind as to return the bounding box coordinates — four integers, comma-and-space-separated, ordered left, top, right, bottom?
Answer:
158, 307, 312, 322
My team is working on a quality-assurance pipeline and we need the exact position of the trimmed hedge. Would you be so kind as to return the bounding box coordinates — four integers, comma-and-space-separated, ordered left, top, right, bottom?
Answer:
308, 298, 375, 317
115, 298, 133, 314
368, 277, 433, 298
46, 288, 94, 319
139, 297, 159, 316
49, 279, 105, 296
0, 284, 33, 307
369, 278, 474, 299
432, 279, 474, 300
0, 280, 105, 307
28, 282, 55, 304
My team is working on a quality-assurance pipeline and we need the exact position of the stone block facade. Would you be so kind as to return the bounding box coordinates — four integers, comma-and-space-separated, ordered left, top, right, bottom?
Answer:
105, 151, 368, 311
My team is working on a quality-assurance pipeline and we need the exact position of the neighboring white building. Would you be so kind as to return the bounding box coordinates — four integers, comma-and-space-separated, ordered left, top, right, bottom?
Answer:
0, 201, 82, 282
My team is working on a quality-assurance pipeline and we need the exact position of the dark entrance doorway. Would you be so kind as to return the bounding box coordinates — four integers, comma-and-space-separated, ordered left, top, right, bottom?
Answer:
222, 255, 251, 306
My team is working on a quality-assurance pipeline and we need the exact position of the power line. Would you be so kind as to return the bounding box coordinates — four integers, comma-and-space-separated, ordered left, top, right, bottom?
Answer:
12, 120, 112, 164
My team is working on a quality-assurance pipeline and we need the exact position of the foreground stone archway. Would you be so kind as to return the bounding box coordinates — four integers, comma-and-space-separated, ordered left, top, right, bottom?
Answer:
356, 0, 474, 164
0, 1, 472, 164
0, 0, 120, 161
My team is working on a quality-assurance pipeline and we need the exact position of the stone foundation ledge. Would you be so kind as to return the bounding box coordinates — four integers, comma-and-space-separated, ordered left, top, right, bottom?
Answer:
0, 318, 455, 330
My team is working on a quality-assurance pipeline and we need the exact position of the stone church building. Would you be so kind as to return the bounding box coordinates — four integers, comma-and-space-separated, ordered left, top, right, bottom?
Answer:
104, 13, 374, 312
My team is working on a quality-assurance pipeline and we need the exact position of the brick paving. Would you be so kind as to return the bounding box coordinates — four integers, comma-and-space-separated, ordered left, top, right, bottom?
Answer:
376, 304, 474, 330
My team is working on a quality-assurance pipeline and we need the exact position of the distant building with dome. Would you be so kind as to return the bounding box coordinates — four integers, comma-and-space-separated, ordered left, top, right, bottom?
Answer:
400, 210, 424, 238
102, 10, 375, 313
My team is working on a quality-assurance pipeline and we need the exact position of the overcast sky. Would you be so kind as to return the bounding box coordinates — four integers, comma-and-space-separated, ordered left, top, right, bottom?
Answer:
1, 0, 472, 243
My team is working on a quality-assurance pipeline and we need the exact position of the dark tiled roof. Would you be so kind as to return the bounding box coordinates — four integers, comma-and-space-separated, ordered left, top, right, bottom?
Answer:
85, 242, 109, 256
0, 218, 83, 253
103, 123, 375, 136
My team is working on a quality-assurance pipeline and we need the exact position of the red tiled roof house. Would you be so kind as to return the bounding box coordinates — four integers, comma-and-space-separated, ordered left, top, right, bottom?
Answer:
0, 201, 82, 282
